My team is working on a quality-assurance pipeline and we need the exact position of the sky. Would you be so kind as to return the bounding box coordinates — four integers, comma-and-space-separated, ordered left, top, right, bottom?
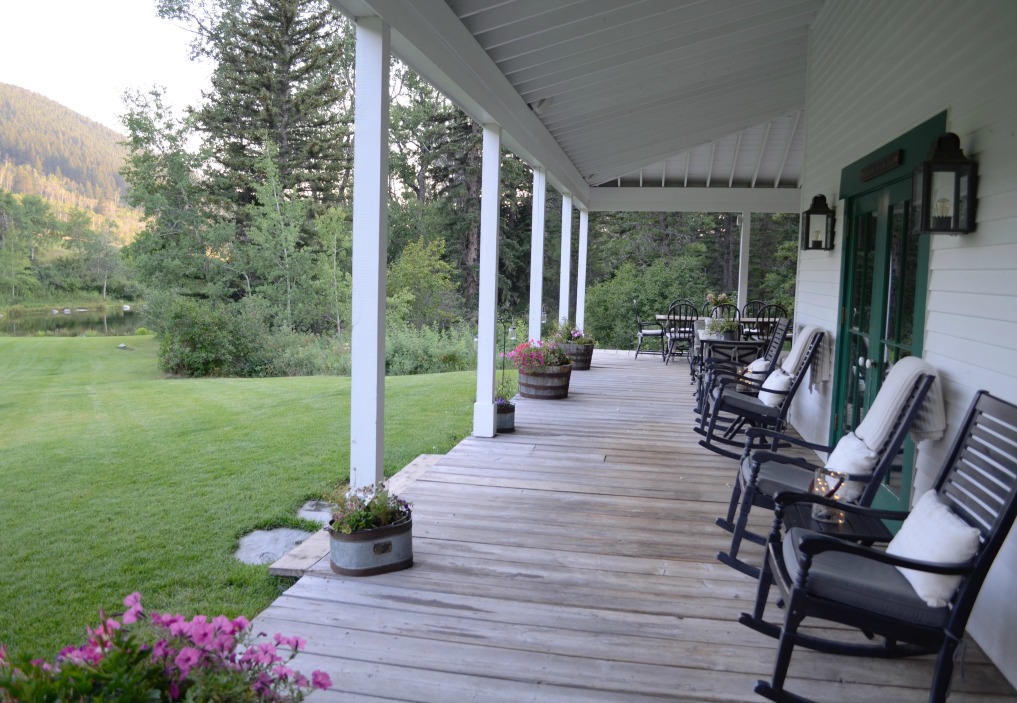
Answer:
0, 0, 211, 133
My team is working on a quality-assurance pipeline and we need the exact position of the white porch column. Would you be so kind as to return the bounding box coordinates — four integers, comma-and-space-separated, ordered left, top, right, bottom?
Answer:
472, 124, 502, 438
736, 211, 751, 310
528, 167, 546, 341
576, 209, 589, 330
349, 17, 390, 489
558, 194, 573, 325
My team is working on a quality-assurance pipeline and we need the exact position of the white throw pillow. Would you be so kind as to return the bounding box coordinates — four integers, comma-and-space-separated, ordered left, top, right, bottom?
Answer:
886, 491, 981, 607
757, 369, 792, 407
823, 432, 879, 503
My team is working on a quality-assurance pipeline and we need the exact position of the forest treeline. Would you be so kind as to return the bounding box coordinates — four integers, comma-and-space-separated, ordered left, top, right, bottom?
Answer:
0, 0, 797, 377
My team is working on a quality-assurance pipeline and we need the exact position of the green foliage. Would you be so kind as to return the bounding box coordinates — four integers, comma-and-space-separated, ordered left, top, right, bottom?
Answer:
329, 484, 410, 534
154, 295, 275, 377
385, 323, 476, 376
387, 237, 462, 329
586, 252, 709, 349
273, 332, 350, 376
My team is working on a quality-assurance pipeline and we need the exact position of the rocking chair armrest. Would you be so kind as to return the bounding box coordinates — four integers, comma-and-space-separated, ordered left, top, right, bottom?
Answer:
772, 491, 910, 523
747, 450, 819, 476
744, 427, 835, 454
717, 376, 767, 392
796, 533, 977, 575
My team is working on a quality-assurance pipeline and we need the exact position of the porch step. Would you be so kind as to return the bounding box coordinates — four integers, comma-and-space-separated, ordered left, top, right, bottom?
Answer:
267, 453, 444, 578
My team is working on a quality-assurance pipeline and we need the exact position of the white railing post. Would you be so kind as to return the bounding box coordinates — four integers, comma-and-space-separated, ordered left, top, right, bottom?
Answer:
737, 211, 751, 311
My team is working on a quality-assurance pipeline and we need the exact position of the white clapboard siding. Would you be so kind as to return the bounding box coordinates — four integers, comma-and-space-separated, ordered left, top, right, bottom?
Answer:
791, 0, 1017, 687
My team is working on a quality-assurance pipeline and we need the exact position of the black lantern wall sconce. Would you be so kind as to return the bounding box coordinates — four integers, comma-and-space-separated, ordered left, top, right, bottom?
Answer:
801, 194, 836, 251
912, 132, 978, 234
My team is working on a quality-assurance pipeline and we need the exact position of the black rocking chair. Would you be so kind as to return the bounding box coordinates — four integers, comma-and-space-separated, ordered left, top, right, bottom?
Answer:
741, 390, 1017, 703
695, 317, 792, 418
715, 360, 936, 577
695, 327, 825, 460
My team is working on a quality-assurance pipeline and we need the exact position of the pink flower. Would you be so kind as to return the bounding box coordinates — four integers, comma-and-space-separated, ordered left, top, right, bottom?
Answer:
242, 642, 279, 666
174, 646, 201, 677
151, 640, 174, 660
272, 633, 306, 651
231, 615, 250, 632
123, 592, 142, 609
312, 670, 332, 690
189, 619, 216, 647
272, 664, 294, 680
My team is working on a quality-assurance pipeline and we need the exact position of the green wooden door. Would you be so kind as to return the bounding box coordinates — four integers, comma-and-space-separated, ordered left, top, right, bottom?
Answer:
832, 178, 930, 510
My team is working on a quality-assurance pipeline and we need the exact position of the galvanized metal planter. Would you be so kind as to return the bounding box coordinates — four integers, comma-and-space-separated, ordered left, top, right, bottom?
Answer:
518, 363, 572, 399
496, 401, 516, 432
559, 342, 594, 370
326, 515, 413, 576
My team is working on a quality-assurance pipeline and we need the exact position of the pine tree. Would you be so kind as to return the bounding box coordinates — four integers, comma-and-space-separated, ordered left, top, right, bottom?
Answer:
161, 0, 354, 215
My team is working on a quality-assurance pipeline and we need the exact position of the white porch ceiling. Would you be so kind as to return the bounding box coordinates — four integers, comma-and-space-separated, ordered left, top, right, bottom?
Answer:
329, 0, 821, 212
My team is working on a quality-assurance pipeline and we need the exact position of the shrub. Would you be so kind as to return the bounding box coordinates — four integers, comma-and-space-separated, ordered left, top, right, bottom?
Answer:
154, 296, 275, 377
385, 323, 475, 376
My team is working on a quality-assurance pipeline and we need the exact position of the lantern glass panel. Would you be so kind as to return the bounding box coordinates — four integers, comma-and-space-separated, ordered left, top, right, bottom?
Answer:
930, 170, 956, 229
810, 214, 828, 248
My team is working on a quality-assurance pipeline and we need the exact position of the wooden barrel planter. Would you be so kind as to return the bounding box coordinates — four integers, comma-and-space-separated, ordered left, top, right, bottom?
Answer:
326, 516, 413, 576
560, 342, 594, 370
518, 363, 572, 399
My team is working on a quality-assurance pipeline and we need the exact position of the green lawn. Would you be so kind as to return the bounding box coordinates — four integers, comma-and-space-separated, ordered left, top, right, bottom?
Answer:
0, 335, 475, 658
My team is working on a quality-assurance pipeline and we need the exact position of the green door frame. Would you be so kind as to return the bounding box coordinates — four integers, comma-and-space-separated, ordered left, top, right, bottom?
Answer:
831, 113, 946, 508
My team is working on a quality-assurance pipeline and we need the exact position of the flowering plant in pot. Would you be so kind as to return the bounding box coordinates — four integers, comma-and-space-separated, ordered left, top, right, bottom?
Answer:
495, 377, 517, 432
505, 340, 572, 399
326, 483, 413, 576
705, 317, 740, 340
705, 291, 731, 308
550, 320, 596, 370
0, 592, 331, 702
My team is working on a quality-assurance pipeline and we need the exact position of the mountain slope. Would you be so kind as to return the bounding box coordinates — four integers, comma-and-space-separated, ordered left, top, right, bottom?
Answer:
0, 82, 135, 228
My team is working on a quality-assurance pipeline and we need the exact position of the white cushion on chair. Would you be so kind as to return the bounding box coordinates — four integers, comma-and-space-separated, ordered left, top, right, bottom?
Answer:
824, 432, 879, 502
757, 369, 791, 407
886, 491, 981, 607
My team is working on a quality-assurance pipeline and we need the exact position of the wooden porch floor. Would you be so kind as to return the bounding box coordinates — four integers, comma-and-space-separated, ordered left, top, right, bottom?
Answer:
255, 350, 1017, 703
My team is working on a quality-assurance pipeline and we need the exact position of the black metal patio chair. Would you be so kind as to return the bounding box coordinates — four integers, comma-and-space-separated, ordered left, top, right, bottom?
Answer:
634, 303, 666, 361
664, 300, 698, 363
715, 358, 937, 576
740, 390, 1017, 703
694, 326, 825, 460
695, 317, 792, 418
741, 303, 788, 340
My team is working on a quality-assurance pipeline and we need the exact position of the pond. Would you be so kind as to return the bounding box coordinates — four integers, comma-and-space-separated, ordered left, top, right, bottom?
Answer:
0, 306, 144, 337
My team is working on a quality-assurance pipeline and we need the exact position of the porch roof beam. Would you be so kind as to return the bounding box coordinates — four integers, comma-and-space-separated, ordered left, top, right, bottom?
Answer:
587, 187, 801, 213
